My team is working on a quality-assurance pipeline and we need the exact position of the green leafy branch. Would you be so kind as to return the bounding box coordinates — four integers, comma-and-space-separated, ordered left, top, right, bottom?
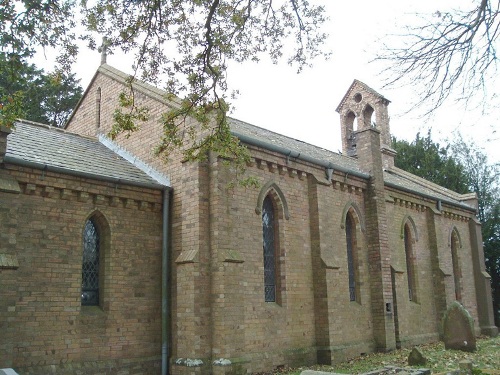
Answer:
109, 81, 150, 139
0, 92, 25, 128
88, 0, 328, 186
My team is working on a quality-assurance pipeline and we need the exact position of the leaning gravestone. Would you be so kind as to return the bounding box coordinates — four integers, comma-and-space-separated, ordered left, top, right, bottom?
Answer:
442, 301, 476, 352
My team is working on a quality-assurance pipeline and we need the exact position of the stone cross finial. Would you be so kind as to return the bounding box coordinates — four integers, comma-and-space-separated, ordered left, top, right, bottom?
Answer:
98, 37, 110, 65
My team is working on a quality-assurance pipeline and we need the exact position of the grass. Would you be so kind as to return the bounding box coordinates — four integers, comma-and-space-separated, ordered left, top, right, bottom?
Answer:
263, 336, 500, 374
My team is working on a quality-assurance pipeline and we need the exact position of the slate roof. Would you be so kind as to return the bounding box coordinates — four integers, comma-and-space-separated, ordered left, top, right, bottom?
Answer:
383, 170, 475, 209
229, 118, 364, 174
5, 121, 166, 189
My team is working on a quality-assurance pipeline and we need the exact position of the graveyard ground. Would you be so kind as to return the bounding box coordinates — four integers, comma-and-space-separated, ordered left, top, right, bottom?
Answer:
259, 335, 499, 374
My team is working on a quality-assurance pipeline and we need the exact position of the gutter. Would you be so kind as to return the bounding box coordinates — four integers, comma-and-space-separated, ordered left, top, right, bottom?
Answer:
231, 131, 370, 180
384, 180, 475, 212
231, 131, 476, 213
3, 156, 164, 190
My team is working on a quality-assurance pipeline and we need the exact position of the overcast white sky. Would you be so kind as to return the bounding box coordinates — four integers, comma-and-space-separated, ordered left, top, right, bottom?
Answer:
64, 0, 499, 163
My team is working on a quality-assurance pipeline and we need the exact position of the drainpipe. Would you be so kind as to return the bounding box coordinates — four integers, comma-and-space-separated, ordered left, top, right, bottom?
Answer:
162, 187, 172, 375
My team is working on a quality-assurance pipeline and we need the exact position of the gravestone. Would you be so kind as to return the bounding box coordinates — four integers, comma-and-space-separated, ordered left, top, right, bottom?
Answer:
442, 301, 476, 352
408, 347, 427, 366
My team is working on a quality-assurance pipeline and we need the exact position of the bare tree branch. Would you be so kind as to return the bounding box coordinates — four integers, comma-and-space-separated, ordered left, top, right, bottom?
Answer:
377, 0, 499, 115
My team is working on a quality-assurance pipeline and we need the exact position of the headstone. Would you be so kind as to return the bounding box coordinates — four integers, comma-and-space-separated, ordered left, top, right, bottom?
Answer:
408, 347, 427, 366
442, 301, 476, 352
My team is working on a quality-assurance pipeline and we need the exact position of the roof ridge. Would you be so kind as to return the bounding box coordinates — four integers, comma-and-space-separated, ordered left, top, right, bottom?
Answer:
228, 117, 317, 144
16, 119, 67, 132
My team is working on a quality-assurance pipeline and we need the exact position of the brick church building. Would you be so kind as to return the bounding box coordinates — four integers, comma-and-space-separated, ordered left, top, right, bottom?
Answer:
0, 63, 497, 374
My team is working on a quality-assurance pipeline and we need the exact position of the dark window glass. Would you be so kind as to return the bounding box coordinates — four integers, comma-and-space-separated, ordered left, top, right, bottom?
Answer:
82, 219, 100, 306
262, 196, 276, 302
451, 231, 461, 302
404, 225, 414, 301
345, 214, 356, 301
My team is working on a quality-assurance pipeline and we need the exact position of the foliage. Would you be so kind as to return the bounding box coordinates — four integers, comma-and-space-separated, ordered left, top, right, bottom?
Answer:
450, 136, 500, 222
85, 0, 329, 166
0, 92, 24, 128
1, 0, 329, 175
109, 87, 150, 138
450, 135, 500, 327
38, 70, 83, 127
392, 129, 469, 194
0, 53, 82, 127
260, 336, 500, 375
0, 0, 77, 64
0, 0, 78, 126
377, 0, 499, 114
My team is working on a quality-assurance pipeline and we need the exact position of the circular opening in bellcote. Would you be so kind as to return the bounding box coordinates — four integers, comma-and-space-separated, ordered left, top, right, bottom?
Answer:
353, 93, 362, 103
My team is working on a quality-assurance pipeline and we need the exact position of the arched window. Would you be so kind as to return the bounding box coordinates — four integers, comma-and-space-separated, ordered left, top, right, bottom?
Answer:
451, 230, 462, 302
82, 218, 100, 306
262, 195, 278, 303
404, 224, 417, 301
345, 213, 357, 302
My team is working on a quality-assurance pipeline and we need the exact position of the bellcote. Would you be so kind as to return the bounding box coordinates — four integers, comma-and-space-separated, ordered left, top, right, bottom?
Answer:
336, 80, 394, 166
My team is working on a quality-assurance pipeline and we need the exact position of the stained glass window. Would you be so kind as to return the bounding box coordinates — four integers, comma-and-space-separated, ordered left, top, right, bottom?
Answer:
82, 218, 100, 306
345, 214, 356, 301
262, 195, 276, 302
